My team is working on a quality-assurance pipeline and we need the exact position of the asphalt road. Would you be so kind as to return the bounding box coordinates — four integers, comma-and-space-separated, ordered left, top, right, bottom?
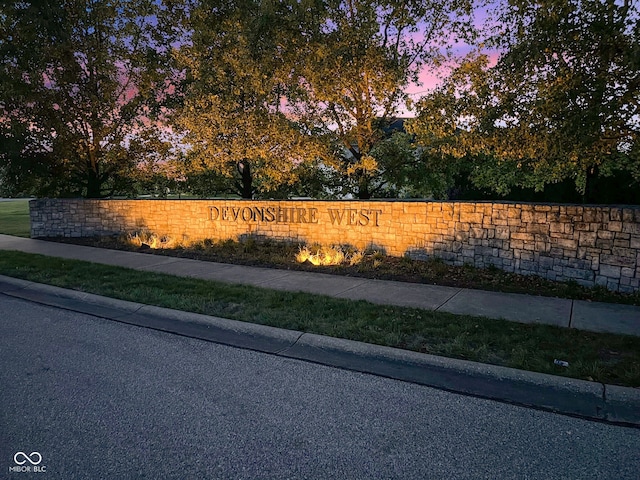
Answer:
1, 295, 638, 480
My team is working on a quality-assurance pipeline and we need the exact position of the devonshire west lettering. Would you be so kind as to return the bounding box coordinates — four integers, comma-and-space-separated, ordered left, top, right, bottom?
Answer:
209, 206, 319, 224
327, 208, 382, 227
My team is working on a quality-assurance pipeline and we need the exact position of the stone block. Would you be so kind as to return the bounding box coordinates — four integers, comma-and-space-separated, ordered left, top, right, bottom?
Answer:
609, 208, 622, 221
494, 226, 511, 240
535, 241, 550, 253
520, 260, 539, 272
566, 206, 584, 216
520, 251, 534, 261
622, 223, 640, 235
621, 267, 635, 279
462, 212, 484, 224
499, 250, 514, 259
511, 232, 535, 242
589, 222, 601, 232
507, 208, 521, 219
547, 211, 561, 222
611, 247, 636, 259
532, 212, 548, 223
469, 227, 487, 239
486, 256, 504, 267
458, 203, 476, 214
534, 205, 552, 212
549, 222, 564, 233
521, 210, 535, 223
599, 264, 621, 278
493, 209, 508, 220
554, 238, 578, 250
622, 209, 635, 222
578, 232, 597, 247
597, 230, 615, 239
607, 221, 623, 232
595, 239, 613, 250
527, 223, 550, 235
510, 239, 524, 250
583, 209, 601, 222
562, 267, 594, 281
539, 256, 555, 270
549, 247, 564, 258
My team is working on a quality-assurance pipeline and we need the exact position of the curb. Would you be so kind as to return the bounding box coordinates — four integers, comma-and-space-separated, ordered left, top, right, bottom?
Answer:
1, 274, 638, 428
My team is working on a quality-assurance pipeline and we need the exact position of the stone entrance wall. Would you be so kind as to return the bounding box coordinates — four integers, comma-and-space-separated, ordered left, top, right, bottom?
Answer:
30, 199, 640, 292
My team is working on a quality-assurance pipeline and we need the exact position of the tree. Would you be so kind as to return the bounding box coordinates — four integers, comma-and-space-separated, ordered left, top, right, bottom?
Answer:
319, 120, 434, 198
410, 0, 640, 198
172, 0, 327, 199
0, 0, 172, 198
293, 0, 477, 199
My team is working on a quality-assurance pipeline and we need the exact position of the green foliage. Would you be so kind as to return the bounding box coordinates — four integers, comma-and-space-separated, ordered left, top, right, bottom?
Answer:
9, 0, 635, 201
0, 0, 174, 198
295, 0, 478, 199
172, 0, 327, 199
410, 0, 640, 197
172, 0, 481, 200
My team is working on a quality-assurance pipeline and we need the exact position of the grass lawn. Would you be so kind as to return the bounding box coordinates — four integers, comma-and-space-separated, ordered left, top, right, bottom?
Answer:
0, 250, 638, 387
0, 199, 30, 237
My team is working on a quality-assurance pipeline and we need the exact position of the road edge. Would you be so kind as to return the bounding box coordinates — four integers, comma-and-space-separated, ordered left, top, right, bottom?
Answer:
1, 274, 638, 428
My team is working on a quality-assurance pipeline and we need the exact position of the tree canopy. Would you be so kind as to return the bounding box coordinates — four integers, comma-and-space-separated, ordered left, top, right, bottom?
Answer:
292, 0, 478, 198
171, 0, 328, 199
409, 0, 640, 197
3, 0, 638, 202
0, 0, 172, 197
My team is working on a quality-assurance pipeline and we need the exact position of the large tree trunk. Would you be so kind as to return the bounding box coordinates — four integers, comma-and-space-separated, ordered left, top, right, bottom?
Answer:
237, 160, 253, 199
357, 176, 371, 199
85, 168, 103, 198
357, 188, 371, 200
583, 165, 599, 204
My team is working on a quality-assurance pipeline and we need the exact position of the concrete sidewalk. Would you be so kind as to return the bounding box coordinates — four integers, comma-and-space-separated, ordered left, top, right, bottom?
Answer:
1, 234, 639, 337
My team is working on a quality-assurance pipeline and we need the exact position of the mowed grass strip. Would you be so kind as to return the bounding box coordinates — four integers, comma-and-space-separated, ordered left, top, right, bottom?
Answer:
0, 199, 30, 237
1, 251, 639, 387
